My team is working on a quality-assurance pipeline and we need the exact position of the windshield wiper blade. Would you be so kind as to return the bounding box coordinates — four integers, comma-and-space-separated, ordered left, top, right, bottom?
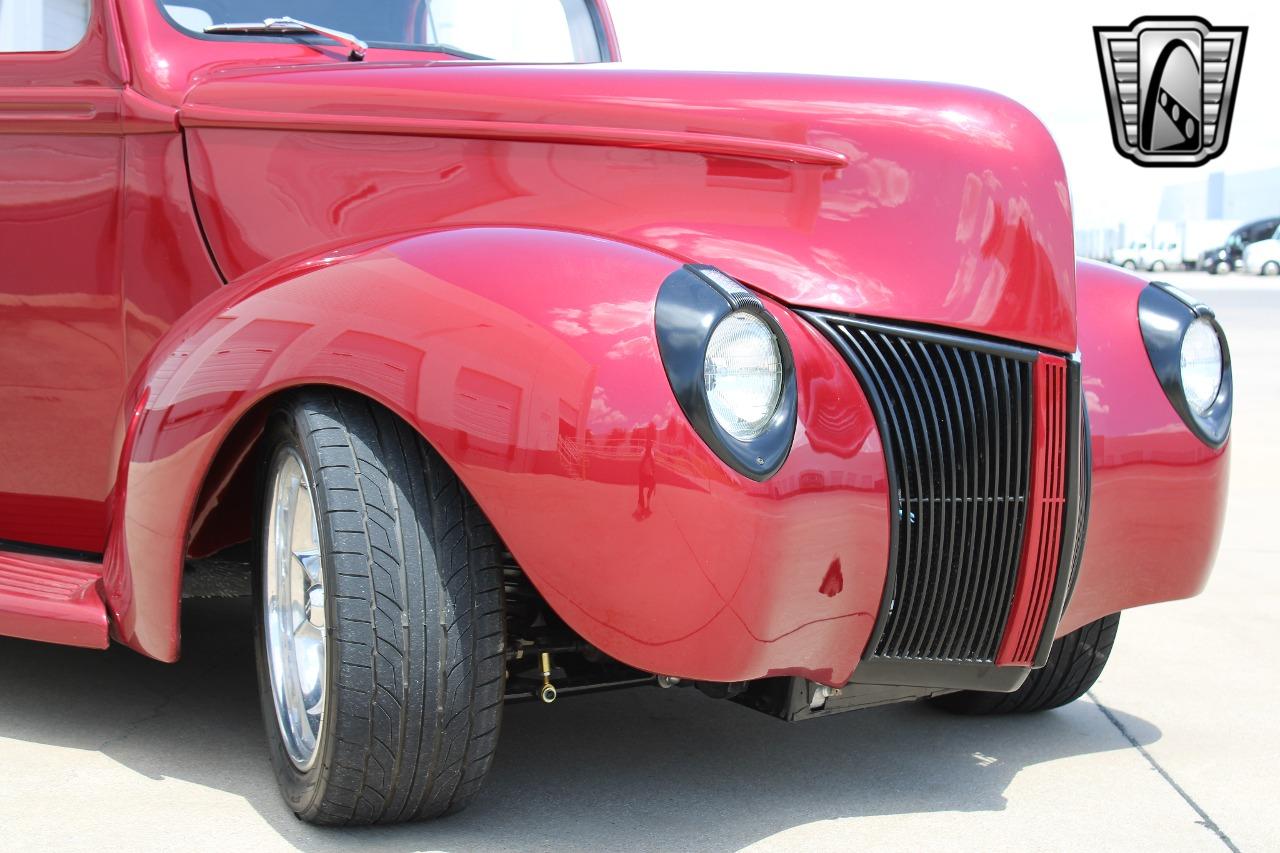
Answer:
205, 16, 367, 61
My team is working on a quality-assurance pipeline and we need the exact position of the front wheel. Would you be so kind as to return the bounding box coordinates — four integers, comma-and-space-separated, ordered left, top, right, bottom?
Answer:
254, 390, 505, 825
1263, 261, 1280, 276
931, 613, 1120, 714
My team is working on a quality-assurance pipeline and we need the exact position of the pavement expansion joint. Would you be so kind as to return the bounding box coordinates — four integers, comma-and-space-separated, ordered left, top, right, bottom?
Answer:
1089, 691, 1240, 853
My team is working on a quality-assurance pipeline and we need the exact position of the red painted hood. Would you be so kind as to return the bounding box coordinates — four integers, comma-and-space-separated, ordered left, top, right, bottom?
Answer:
182, 63, 1077, 352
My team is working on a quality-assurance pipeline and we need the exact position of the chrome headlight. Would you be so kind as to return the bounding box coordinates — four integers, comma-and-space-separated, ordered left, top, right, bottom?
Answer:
1179, 317, 1223, 416
704, 312, 784, 441
656, 265, 797, 480
1138, 282, 1231, 447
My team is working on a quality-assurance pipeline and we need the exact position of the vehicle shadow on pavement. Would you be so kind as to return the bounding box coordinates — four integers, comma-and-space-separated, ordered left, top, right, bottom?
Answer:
0, 596, 1162, 852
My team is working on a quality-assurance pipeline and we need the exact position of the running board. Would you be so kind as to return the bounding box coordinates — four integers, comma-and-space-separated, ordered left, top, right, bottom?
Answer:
0, 550, 110, 649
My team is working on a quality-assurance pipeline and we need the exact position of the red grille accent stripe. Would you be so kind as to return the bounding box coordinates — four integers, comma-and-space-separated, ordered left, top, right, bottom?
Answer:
996, 355, 1068, 666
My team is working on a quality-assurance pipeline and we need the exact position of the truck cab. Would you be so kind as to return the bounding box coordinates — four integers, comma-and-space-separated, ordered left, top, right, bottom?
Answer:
1109, 240, 1151, 270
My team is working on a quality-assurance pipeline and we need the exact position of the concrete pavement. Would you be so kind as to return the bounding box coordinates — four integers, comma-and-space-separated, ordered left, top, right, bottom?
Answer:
0, 271, 1274, 852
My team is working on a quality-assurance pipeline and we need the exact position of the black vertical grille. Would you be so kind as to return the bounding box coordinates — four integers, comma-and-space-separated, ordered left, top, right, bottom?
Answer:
827, 319, 1037, 663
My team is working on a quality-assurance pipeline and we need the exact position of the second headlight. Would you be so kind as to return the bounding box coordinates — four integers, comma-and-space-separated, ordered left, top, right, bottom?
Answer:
1180, 317, 1223, 416
1138, 281, 1231, 448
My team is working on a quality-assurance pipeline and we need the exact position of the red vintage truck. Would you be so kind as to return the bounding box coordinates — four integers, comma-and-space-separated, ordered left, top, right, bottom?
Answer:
0, 0, 1230, 826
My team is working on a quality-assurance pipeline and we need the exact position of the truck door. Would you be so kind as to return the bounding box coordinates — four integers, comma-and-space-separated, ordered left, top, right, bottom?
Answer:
0, 0, 126, 552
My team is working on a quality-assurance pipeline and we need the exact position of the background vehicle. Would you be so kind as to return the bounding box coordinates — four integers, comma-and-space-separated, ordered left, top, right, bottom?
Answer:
1204, 217, 1280, 273
1086, 222, 1237, 272
0, 0, 1232, 827
1145, 241, 1182, 272
1175, 219, 1242, 270
1109, 241, 1151, 269
1202, 244, 1233, 273
1243, 228, 1280, 275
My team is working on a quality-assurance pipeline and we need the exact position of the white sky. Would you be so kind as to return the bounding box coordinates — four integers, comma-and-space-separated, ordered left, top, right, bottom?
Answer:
607, 0, 1280, 230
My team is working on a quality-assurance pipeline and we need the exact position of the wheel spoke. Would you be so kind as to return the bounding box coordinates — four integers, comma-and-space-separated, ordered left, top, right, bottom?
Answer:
294, 621, 326, 709
292, 483, 319, 553
295, 549, 323, 586
263, 446, 328, 772
306, 583, 326, 630
294, 614, 323, 642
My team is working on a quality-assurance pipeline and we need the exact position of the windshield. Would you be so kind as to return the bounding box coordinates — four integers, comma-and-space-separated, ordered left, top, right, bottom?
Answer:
160, 0, 606, 62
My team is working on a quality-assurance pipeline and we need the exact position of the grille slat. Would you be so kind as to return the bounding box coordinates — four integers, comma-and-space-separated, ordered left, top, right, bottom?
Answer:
946, 351, 991, 659
897, 338, 945, 656
845, 332, 913, 657
967, 350, 1008, 655
913, 340, 958, 653
829, 320, 1050, 664
939, 347, 979, 658
958, 355, 995, 661
962, 354, 1000, 659
934, 347, 974, 659
984, 359, 1026, 655
937, 348, 966, 649
874, 334, 928, 658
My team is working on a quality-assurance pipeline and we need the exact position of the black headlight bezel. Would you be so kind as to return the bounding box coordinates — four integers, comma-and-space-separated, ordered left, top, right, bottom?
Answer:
1138, 281, 1232, 448
654, 264, 797, 480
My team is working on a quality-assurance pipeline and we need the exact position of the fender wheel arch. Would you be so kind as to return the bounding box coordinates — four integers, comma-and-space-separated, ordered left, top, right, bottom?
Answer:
188, 383, 450, 561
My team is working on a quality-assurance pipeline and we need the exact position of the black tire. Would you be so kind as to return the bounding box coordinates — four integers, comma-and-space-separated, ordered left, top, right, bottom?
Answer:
931, 613, 1120, 714
1151, 260, 1166, 272
1263, 261, 1280, 277
253, 390, 505, 825
1122, 260, 1138, 270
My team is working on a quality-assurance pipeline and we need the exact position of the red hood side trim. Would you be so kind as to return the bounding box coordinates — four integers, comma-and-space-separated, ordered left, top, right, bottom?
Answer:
180, 103, 849, 168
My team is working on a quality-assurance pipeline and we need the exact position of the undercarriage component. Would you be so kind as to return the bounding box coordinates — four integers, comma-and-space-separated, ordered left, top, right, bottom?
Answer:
502, 550, 653, 704
539, 652, 557, 703
694, 680, 747, 700
733, 677, 951, 722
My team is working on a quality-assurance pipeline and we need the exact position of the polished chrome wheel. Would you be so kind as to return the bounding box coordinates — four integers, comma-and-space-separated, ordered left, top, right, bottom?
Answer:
263, 446, 327, 771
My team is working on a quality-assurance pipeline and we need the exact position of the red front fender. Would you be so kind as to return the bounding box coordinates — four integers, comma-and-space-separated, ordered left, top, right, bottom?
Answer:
108, 226, 890, 683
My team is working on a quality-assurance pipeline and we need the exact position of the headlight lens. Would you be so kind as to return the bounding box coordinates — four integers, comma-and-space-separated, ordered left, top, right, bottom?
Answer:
1180, 317, 1223, 415
703, 311, 783, 441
